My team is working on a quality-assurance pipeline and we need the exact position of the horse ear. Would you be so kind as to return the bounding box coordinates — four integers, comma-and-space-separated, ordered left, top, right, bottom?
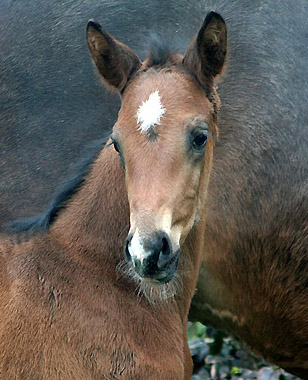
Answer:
86, 20, 141, 93
183, 12, 227, 89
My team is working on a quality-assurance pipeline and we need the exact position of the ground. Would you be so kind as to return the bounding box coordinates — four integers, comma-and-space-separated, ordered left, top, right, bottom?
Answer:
188, 323, 301, 380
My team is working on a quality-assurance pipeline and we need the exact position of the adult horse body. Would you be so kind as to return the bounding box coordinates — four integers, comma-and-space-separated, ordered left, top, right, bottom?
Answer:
1, 0, 308, 378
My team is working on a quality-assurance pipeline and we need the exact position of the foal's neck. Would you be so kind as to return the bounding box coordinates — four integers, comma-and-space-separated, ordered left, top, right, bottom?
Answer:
51, 145, 201, 316
52, 146, 128, 266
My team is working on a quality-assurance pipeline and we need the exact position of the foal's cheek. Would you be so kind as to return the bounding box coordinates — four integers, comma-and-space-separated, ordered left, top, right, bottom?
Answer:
174, 198, 200, 245
179, 218, 196, 245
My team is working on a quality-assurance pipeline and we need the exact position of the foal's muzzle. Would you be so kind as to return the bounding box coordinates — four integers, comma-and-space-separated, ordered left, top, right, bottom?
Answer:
125, 231, 179, 283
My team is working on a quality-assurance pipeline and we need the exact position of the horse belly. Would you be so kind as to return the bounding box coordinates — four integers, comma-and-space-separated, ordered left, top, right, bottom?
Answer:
190, 250, 308, 375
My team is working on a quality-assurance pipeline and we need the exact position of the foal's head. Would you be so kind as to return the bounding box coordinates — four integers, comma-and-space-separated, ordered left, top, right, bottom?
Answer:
87, 12, 227, 291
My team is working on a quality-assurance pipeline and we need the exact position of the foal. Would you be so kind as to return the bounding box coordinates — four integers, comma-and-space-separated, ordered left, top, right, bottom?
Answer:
0, 12, 227, 379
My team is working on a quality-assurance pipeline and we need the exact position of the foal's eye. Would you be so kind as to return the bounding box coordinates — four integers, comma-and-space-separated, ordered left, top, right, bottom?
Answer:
188, 121, 209, 155
191, 128, 209, 152
112, 140, 120, 153
111, 138, 125, 167
192, 133, 207, 148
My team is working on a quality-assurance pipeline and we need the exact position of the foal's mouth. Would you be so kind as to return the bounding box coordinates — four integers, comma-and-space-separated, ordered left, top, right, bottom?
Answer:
127, 248, 180, 284
117, 251, 181, 303
139, 252, 180, 284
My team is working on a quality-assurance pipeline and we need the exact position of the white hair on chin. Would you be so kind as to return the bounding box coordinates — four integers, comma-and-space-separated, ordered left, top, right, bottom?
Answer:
116, 260, 182, 305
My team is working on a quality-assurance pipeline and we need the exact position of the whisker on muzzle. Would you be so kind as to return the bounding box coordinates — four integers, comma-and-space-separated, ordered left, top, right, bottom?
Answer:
116, 258, 187, 305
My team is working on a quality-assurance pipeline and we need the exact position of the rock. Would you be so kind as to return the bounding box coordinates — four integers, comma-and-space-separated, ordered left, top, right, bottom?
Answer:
257, 367, 276, 380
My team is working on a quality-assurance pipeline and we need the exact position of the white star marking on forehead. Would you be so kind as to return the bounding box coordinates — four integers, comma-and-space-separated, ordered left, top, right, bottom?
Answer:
136, 90, 166, 133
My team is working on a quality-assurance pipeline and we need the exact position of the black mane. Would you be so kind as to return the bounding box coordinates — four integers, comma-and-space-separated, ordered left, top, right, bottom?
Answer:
146, 34, 172, 66
7, 139, 107, 234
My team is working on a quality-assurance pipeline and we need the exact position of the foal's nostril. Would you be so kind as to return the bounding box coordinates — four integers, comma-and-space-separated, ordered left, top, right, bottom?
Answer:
124, 234, 133, 262
157, 234, 172, 269
161, 236, 171, 256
